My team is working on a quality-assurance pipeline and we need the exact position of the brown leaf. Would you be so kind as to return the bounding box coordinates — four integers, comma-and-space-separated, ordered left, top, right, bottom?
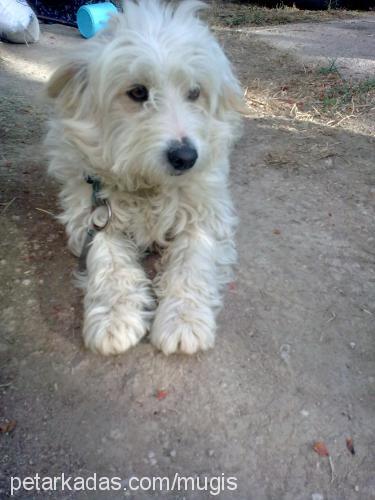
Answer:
156, 390, 168, 401
273, 229, 281, 235
346, 437, 355, 455
313, 441, 329, 457
0, 420, 17, 434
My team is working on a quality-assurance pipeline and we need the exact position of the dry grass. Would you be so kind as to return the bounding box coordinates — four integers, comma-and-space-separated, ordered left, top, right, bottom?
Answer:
205, 6, 374, 134
204, 2, 365, 28
245, 66, 375, 130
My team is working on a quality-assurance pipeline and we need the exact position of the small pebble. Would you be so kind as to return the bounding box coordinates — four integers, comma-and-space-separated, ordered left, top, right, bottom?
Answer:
22, 279, 31, 286
208, 449, 215, 457
280, 344, 290, 363
312, 494, 324, 500
324, 157, 333, 167
350, 342, 356, 349
354, 485, 359, 492
170, 449, 176, 458
110, 429, 123, 440
300, 409, 309, 417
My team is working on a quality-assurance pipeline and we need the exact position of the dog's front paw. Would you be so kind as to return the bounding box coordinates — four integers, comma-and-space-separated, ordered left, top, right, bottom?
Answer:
83, 303, 151, 355
151, 299, 216, 355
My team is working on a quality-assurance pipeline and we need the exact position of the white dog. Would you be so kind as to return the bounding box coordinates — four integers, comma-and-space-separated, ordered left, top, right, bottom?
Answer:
45, 0, 243, 356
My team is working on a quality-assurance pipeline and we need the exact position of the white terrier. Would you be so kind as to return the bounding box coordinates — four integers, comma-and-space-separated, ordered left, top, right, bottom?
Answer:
46, 0, 244, 355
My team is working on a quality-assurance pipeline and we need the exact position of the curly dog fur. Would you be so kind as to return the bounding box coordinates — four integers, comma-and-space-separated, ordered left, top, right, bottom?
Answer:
45, 0, 244, 355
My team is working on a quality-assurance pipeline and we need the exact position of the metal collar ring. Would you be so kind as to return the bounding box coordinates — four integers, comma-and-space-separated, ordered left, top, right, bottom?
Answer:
92, 199, 112, 231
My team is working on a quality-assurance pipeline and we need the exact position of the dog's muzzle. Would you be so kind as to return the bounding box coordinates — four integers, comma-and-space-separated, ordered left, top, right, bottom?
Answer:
166, 137, 198, 173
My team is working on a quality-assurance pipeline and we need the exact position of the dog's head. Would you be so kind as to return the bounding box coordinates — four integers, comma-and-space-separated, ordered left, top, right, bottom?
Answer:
47, 0, 245, 189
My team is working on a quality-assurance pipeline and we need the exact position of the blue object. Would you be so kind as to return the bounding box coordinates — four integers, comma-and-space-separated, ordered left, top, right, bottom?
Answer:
77, 2, 118, 38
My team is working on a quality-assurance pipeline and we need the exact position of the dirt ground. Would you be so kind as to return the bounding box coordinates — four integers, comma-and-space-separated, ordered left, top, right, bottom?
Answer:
240, 17, 375, 81
1, 13, 374, 500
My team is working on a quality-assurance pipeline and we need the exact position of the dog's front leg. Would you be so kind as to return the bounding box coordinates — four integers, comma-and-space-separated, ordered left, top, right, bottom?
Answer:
83, 231, 154, 355
151, 227, 227, 355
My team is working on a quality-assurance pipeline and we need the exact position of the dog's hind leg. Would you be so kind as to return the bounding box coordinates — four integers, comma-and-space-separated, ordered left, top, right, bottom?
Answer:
82, 231, 155, 355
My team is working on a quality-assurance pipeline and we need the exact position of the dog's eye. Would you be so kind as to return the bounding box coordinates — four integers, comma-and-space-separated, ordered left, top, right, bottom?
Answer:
127, 85, 149, 103
187, 87, 200, 101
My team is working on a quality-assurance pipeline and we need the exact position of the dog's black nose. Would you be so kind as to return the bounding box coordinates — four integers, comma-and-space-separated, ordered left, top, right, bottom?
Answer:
167, 138, 198, 171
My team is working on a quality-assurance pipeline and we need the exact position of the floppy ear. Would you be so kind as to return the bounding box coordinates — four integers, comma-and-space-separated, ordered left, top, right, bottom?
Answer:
46, 60, 88, 105
220, 81, 248, 115
216, 59, 248, 117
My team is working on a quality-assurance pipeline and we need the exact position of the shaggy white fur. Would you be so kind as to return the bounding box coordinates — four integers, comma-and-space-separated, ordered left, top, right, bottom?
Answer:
45, 0, 244, 355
